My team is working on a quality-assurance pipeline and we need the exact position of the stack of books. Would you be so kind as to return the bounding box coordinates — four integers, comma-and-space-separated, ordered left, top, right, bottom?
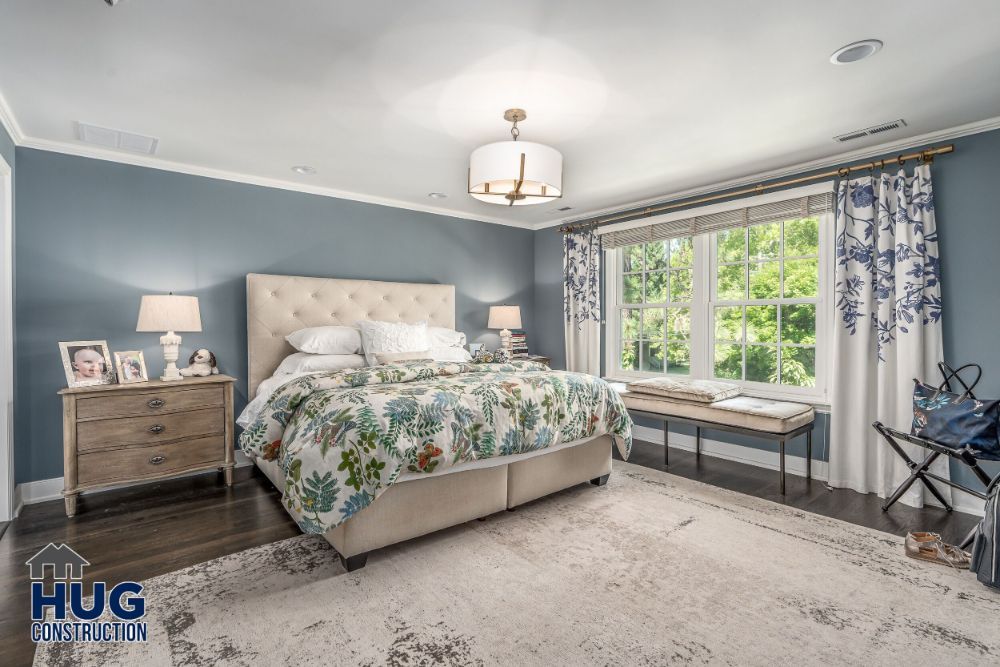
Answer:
510, 329, 528, 356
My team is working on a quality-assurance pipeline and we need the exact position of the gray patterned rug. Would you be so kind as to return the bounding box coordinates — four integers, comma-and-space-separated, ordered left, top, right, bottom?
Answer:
35, 462, 999, 666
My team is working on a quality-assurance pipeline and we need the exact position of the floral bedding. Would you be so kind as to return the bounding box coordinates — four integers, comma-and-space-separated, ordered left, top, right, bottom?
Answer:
239, 360, 633, 534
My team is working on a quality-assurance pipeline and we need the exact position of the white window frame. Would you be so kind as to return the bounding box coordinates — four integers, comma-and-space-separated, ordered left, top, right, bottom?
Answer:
603, 192, 833, 407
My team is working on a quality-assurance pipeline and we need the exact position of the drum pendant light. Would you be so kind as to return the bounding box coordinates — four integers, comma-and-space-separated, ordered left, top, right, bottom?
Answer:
468, 109, 563, 206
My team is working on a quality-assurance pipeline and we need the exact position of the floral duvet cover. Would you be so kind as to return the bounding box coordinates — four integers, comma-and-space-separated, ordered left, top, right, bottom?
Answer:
239, 360, 632, 534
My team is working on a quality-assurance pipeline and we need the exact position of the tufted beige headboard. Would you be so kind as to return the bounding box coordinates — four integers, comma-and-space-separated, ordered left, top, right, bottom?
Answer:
246, 273, 455, 396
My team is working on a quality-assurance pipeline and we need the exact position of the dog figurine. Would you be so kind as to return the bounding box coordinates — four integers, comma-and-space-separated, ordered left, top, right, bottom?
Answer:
180, 348, 219, 377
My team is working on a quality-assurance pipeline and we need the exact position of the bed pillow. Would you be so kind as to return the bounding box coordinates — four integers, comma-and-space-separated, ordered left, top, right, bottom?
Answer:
430, 346, 473, 363
357, 320, 430, 366
274, 352, 366, 376
285, 326, 362, 355
375, 350, 433, 365
626, 377, 742, 403
427, 326, 467, 348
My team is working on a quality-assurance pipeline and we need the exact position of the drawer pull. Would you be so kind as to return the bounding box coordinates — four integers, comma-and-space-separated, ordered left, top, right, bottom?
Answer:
149, 455, 166, 465
147, 398, 166, 409
148, 424, 166, 434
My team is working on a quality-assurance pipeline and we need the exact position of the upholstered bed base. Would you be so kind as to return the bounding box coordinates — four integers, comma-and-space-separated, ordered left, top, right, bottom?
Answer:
254, 435, 614, 569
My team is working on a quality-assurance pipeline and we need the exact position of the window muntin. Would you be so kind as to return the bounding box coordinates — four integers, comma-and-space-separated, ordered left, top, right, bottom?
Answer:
619, 238, 693, 375
712, 217, 819, 388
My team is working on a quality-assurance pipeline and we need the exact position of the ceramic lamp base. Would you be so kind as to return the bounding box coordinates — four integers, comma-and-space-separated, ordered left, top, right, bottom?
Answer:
499, 328, 513, 355
159, 331, 184, 381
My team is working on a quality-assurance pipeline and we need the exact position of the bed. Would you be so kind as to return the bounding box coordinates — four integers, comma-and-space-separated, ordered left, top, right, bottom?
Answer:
241, 273, 632, 571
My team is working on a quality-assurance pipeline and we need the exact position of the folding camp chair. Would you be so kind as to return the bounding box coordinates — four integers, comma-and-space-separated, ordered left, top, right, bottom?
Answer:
873, 362, 1000, 548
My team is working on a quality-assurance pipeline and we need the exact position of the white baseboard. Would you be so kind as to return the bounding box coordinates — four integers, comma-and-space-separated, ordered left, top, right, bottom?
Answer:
633, 425, 986, 517
12, 450, 253, 518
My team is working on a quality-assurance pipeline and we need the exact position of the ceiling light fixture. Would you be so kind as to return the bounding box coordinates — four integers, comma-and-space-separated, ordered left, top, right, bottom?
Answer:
468, 109, 562, 207
291, 165, 316, 175
830, 39, 883, 64
427, 192, 448, 199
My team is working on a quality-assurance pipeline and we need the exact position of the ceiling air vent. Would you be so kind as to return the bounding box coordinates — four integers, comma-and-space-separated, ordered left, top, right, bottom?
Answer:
76, 122, 159, 155
834, 119, 907, 143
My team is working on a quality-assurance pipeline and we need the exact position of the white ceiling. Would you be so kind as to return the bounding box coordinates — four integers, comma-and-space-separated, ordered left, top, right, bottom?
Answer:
1, 1, 999, 229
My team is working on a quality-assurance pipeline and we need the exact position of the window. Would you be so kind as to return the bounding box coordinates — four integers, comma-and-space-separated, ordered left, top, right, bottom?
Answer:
605, 196, 831, 403
619, 239, 694, 374
712, 218, 819, 387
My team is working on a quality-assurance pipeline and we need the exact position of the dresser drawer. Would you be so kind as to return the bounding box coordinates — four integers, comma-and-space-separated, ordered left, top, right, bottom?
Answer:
76, 386, 224, 420
76, 407, 224, 451
77, 435, 224, 486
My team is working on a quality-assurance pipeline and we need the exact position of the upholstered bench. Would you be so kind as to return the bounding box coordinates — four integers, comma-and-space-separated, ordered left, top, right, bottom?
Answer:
613, 384, 815, 493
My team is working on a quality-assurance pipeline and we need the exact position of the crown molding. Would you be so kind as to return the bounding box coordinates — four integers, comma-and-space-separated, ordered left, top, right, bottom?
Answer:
0, 91, 24, 145
16, 136, 533, 229
533, 114, 1000, 230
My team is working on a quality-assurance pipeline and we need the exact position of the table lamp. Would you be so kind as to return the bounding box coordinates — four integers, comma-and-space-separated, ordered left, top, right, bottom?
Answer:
488, 305, 521, 355
137, 294, 202, 381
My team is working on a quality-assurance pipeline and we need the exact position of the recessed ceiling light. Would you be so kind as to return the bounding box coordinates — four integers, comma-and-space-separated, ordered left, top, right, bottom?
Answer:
291, 165, 316, 175
427, 192, 448, 199
830, 39, 883, 65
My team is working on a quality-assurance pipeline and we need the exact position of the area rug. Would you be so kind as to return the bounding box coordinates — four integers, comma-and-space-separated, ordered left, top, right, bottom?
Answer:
35, 461, 1000, 666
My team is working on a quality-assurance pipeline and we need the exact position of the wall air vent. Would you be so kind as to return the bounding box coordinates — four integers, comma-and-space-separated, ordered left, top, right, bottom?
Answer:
834, 119, 907, 143
76, 122, 159, 155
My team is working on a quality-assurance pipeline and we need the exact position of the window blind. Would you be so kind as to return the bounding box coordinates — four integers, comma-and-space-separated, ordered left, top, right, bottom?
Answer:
599, 192, 834, 249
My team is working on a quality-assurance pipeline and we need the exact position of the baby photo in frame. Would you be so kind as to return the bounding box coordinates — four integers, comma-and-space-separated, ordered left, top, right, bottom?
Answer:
59, 340, 115, 388
114, 350, 148, 384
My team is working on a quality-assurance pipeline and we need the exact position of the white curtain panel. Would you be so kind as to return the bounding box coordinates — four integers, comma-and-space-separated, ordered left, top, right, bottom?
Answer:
564, 230, 601, 374
829, 164, 948, 507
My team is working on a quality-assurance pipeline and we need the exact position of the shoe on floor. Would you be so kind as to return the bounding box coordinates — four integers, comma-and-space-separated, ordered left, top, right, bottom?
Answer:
905, 531, 971, 569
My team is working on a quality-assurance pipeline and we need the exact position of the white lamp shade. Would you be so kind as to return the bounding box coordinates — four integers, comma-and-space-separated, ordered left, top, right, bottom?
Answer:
488, 305, 522, 330
469, 141, 562, 206
136, 295, 202, 332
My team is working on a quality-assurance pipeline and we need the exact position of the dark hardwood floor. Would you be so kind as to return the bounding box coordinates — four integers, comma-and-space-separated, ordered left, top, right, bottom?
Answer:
1, 439, 981, 666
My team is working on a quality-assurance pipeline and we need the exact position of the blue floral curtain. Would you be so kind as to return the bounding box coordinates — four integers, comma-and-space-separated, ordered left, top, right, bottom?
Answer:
564, 230, 601, 374
829, 164, 948, 506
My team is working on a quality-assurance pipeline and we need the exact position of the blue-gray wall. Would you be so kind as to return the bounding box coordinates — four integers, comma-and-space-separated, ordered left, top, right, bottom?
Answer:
0, 122, 13, 170
14, 148, 535, 483
533, 128, 1000, 492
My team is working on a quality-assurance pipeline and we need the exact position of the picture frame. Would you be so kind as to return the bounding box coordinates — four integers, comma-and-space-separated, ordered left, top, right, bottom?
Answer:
59, 340, 115, 388
113, 350, 148, 384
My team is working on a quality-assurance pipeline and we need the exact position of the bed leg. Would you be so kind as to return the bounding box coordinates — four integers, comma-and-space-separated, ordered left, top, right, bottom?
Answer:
590, 474, 610, 486
340, 552, 368, 572
663, 420, 669, 466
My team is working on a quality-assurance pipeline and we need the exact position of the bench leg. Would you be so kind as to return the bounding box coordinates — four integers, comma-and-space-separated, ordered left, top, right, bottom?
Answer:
779, 438, 786, 495
806, 430, 812, 481
695, 426, 701, 459
663, 419, 669, 466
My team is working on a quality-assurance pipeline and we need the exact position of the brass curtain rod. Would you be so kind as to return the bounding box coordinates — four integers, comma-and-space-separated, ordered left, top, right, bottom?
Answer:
558, 144, 955, 233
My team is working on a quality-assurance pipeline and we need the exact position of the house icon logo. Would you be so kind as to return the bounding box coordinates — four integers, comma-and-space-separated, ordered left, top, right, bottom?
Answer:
26, 543, 90, 580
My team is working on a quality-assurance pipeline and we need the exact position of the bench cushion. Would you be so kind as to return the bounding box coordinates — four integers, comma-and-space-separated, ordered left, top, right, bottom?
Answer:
626, 377, 741, 403
615, 384, 814, 434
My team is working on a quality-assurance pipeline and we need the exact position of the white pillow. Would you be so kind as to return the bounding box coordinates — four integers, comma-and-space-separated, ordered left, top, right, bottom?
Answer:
357, 320, 430, 367
375, 350, 432, 365
427, 326, 467, 348
429, 346, 472, 363
285, 326, 362, 355
275, 352, 366, 376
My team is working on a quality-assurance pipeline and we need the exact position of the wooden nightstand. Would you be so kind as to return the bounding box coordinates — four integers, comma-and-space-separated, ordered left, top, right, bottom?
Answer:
58, 375, 235, 517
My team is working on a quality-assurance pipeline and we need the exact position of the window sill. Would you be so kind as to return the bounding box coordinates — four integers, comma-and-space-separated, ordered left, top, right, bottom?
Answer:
604, 375, 831, 412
